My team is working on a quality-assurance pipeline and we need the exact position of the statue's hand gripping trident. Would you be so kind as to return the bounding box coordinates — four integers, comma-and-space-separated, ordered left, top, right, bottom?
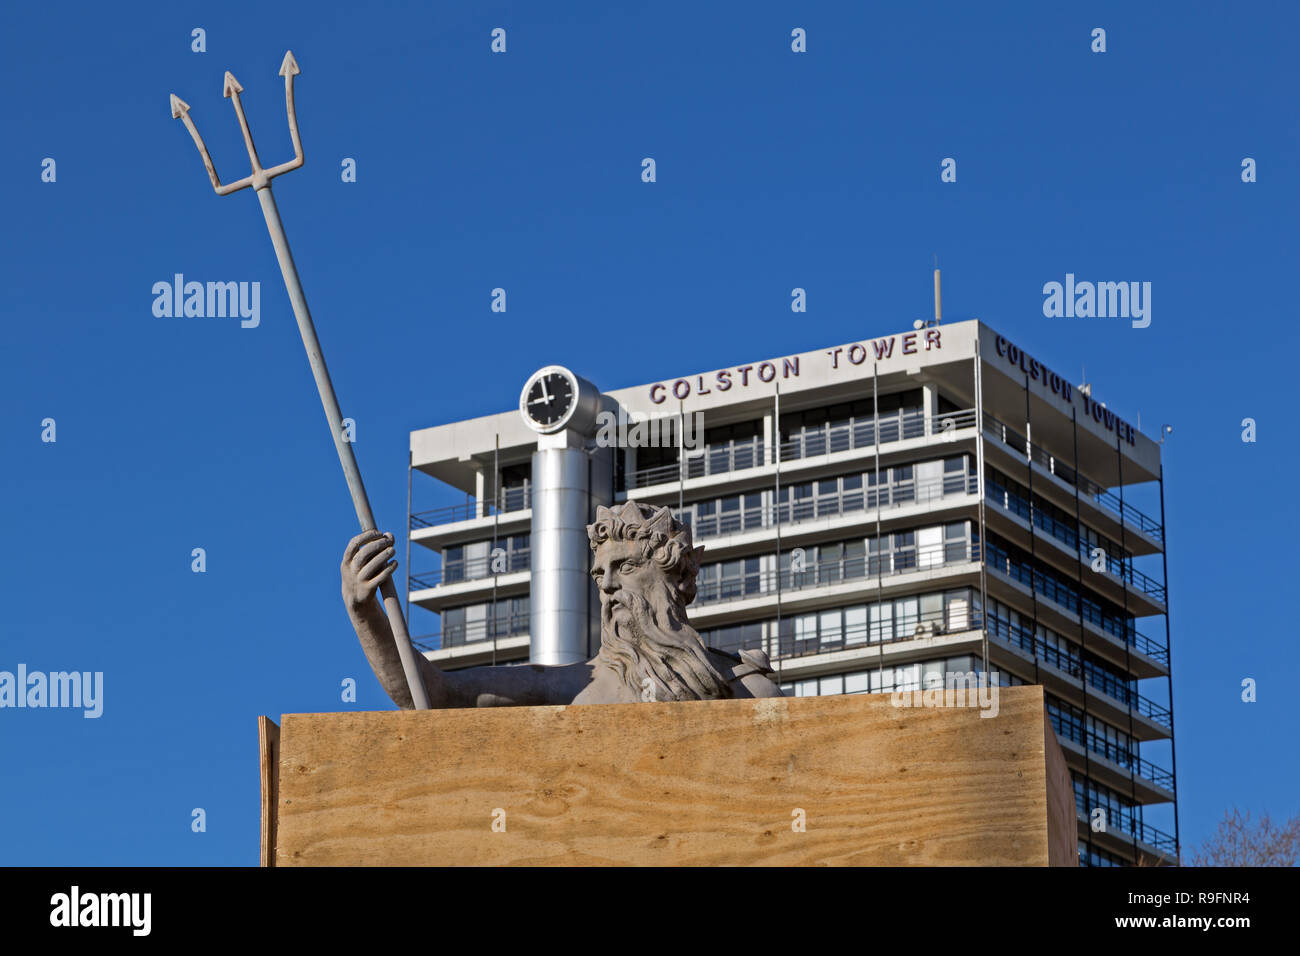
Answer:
169, 51, 432, 709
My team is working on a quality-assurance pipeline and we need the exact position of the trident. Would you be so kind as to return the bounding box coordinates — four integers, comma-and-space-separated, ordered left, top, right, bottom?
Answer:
170, 51, 432, 709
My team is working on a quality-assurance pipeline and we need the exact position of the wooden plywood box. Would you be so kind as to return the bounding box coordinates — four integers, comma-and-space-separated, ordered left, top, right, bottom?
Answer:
259, 684, 1075, 866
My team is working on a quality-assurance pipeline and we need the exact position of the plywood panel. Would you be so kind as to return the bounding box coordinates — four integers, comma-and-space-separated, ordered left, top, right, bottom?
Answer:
258, 716, 280, 868
272, 685, 1073, 866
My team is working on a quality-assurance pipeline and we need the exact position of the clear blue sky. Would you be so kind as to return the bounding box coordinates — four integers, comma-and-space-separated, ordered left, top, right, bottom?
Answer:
1, 0, 1295, 865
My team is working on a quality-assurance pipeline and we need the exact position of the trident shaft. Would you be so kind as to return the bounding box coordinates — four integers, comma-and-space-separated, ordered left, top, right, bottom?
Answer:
170, 51, 432, 710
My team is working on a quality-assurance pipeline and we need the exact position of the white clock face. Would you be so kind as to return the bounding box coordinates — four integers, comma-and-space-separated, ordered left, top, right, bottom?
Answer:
521, 369, 577, 432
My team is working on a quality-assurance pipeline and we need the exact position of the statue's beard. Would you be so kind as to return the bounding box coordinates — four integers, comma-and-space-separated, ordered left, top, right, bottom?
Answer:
598, 583, 733, 702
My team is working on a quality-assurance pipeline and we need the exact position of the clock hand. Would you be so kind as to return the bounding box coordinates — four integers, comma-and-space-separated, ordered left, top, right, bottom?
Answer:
541, 378, 551, 404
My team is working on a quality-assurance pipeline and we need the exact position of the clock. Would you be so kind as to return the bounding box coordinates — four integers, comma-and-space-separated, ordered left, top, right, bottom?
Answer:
519, 366, 601, 435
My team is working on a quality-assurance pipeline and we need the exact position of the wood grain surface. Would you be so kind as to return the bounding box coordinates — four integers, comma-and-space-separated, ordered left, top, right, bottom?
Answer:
267, 685, 1075, 866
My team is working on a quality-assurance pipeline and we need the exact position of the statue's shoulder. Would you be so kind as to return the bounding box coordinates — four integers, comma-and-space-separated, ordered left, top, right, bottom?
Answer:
708, 646, 780, 685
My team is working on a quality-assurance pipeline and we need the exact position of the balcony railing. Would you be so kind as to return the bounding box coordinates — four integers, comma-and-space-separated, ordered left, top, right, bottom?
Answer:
781, 407, 979, 461
716, 607, 982, 664
625, 408, 979, 490
986, 476, 1167, 604
680, 472, 978, 541
411, 611, 530, 653
628, 439, 766, 489
987, 612, 1172, 730
410, 484, 532, 529
1050, 712, 1176, 793
983, 412, 1164, 542
409, 548, 531, 590
1075, 808, 1177, 854
695, 541, 977, 608
985, 538, 1169, 666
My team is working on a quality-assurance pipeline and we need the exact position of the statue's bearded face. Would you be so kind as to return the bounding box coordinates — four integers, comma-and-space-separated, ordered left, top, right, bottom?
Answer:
591, 539, 663, 627
590, 538, 732, 702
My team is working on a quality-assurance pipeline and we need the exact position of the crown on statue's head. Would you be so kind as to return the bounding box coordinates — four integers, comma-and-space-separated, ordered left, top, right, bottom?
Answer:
589, 500, 692, 549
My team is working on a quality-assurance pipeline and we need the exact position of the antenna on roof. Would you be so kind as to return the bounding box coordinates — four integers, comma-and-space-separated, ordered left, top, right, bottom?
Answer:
933, 257, 942, 325
914, 258, 942, 331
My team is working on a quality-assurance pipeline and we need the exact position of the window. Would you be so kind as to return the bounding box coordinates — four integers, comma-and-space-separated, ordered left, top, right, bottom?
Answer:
943, 455, 969, 494
795, 614, 817, 644
917, 526, 943, 569
820, 609, 842, 646
869, 601, 892, 642
820, 542, 844, 584
844, 539, 866, 579
894, 596, 919, 637
443, 597, 532, 643
893, 464, 915, 503
920, 592, 943, 627
894, 531, 916, 571
694, 498, 717, 537
845, 672, 870, 694
443, 544, 465, 583
945, 521, 969, 563
717, 495, 741, 534
842, 473, 863, 512
896, 663, 921, 692
816, 478, 840, 517
945, 590, 970, 631
781, 481, 815, 521
442, 606, 464, 639
845, 605, 867, 645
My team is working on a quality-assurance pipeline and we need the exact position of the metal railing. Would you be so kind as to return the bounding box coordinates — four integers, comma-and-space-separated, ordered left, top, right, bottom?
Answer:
410, 484, 532, 529
1050, 710, 1176, 792
987, 612, 1173, 729
625, 408, 979, 490
707, 605, 981, 663
983, 412, 1164, 541
781, 407, 978, 461
628, 439, 766, 489
409, 548, 531, 590
986, 476, 1167, 603
695, 541, 977, 607
1074, 807, 1177, 853
984, 538, 1169, 666
410, 610, 531, 653
680, 472, 978, 541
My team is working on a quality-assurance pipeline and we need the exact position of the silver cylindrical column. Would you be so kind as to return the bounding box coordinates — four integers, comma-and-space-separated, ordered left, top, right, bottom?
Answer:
530, 446, 594, 665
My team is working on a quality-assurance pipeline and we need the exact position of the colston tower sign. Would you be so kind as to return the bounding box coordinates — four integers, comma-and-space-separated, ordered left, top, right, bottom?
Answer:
991, 333, 1137, 446
647, 328, 945, 403
637, 321, 1137, 448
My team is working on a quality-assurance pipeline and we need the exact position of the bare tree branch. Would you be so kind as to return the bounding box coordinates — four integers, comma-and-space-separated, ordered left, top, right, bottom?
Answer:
1188, 808, 1300, 867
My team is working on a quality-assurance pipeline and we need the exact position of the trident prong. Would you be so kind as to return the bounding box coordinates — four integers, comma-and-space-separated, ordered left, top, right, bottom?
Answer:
168, 52, 433, 710
265, 51, 305, 180
170, 50, 304, 195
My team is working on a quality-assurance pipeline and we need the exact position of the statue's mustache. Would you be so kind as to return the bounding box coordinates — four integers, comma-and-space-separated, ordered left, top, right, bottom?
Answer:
603, 589, 642, 618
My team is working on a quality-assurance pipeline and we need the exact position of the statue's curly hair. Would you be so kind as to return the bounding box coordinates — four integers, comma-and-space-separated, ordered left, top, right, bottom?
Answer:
587, 500, 703, 605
